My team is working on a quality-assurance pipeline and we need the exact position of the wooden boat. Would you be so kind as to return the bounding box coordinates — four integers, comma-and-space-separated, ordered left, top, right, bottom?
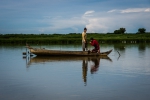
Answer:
27, 46, 112, 56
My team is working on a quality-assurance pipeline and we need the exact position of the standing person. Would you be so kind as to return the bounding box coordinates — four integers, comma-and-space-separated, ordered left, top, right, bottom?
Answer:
82, 27, 87, 51
89, 37, 100, 53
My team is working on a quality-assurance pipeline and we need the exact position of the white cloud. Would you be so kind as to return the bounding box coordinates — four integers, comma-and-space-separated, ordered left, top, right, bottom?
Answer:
145, 8, 150, 12
38, 11, 96, 33
38, 16, 87, 33
107, 9, 117, 13
38, 7, 150, 34
84, 10, 95, 15
108, 8, 150, 13
121, 8, 150, 13
85, 18, 109, 33
1, 0, 150, 34
83, 10, 95, 17
84, 8, 150, 33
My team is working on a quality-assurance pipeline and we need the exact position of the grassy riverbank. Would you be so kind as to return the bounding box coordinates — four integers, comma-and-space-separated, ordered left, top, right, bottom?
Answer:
0, 33, 150, 44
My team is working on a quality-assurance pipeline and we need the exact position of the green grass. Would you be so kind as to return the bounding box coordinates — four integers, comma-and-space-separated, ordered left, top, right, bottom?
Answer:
0, 33, 150, 44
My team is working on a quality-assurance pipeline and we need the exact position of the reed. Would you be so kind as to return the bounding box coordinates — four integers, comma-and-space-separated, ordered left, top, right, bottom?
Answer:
0, 33, 150, 44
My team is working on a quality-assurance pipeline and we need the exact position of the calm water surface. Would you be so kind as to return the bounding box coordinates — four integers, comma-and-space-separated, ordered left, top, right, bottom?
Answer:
0, 44, 150, 100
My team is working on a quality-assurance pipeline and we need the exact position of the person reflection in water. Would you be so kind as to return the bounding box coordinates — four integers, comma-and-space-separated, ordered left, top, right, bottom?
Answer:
82, 57, 100, 86
82, 59, 88, 86
90, 58, 100, 74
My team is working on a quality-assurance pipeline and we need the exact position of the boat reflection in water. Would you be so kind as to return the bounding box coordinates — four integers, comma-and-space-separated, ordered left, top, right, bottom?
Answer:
27, 56, 112, 86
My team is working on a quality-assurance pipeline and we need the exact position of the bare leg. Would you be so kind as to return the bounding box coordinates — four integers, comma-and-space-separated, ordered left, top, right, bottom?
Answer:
83, 48, 85, 51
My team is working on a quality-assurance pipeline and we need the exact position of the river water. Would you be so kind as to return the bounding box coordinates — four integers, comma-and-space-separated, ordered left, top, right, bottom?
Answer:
0, 44, 150, 100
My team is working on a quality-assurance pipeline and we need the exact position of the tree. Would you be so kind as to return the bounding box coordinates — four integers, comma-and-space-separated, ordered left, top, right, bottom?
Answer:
114, 30, 121, 34
114, 27, 126, 34
119, 28, 126, 34
138, 28, 146, 34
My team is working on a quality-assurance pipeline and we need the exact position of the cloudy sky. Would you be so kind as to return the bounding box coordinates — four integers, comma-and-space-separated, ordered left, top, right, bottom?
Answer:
0, 0, 150, 34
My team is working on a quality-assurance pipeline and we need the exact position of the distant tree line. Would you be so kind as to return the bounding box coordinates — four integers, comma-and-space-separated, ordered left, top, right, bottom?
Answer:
114, 28, 146, 34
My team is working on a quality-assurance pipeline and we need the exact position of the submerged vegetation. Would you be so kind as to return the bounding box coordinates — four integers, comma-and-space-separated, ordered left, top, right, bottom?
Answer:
0, 33, 150, 44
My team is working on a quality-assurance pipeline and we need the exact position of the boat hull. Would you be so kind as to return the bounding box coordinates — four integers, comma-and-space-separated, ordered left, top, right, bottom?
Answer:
29, 48, 112, 56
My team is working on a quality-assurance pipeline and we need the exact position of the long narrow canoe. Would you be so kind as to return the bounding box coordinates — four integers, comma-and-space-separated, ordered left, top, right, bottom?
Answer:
28, 46, 112, 56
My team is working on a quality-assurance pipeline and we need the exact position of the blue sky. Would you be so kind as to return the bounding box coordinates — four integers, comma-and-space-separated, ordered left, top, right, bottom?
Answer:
0, 0, 150, 34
